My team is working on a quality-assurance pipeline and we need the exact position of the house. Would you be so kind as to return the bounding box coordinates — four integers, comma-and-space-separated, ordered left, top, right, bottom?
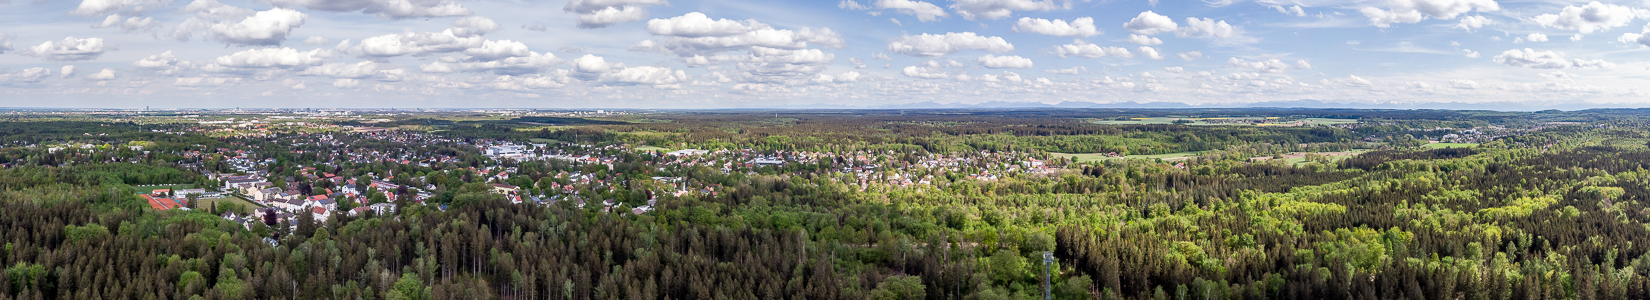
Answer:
492, 184, 522, 204
275, 198, 306, 211
348, 207, 371, 217
177, 189, 206, 196
310, 206, 330, 221
368, 203, 396, 215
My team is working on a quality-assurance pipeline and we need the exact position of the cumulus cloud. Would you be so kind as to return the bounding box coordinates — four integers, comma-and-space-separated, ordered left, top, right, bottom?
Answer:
1620, 24, 1650, 46
901, 60, 951, 79
200, 47, 331, 72
1358, 0, 1499, 28
19, 37, 111, 61
70, 0, 169, 17
564, 0, 667, 28
0, 34, 11, 54
173, 7, 307, 46
1177, 17, 1255, 44
88, 69, 117, 80
1533, 2, 1639, 34
96, 14, 159, 31
1127, 34, 1162, 45
346, 26, 494, 58
949, 0, 1066, 21
1453, 15, 1491, 32
1051, 39, 1129, 58
1177, 51, 1202, 61
1013, 17, 1099, 37
302, 36, 329, 45
1227, 57, 1293, 73
0, 68, 53, 84
1514, 33, 1548, 44
1138, 46, 1163, 60
841, 0, 949, 22
646, 12, 766, 37
1123, 11, 1176, 35
259, 0, 471, 20
1163, 66, 1183, 73
1492, 48, 1615, 69
60, 65, 77, 78
977, 54, 1033, 68
450, 16, 500, 37
887, 32, 1013, 57
600, 66, 687, 87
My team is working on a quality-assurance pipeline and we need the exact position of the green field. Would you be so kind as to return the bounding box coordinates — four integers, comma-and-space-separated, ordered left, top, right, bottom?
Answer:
635, 146, 669, 152
1423, 143, 1479, 149
528, 138, 560, 144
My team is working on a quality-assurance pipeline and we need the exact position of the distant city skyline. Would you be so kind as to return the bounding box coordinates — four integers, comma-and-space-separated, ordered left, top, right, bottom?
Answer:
1, 0, 1648, 108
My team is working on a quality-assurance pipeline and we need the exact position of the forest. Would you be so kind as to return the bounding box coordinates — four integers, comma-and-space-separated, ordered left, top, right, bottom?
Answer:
0, 109, 1648, 299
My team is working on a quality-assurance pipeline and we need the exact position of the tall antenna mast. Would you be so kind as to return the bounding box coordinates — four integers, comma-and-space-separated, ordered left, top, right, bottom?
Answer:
1043, 252, 1054, 300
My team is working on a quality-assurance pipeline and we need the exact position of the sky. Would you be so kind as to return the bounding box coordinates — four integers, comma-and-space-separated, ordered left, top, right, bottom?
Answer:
0, 0, 1648, 109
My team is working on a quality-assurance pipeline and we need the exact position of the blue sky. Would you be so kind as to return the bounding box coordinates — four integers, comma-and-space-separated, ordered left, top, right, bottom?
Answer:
0, 0, 1647, 108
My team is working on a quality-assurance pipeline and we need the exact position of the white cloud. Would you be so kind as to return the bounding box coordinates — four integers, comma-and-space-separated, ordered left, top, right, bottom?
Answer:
841, 0, 949, 22
259, 0, 471, 20
1271, 5, 1305, 17
1453, 15, 1491, 32
0, 68, 53, 84
1177, 51, 1202, 61
1126, 34, 1162, 45
1013, 17, 1099, 37
450, 16, 500, 37
1462, 49, 1480, 58
96, 14, 159, 31
1514, 33, 1548, 44
1227, 57, 1292, 73
901, 60, 951, 79
0, 34, 11, 54
1138, 46, 1163, 60
564, 0, 667, 28
1177, 17, 1255, 44
174, 7, 306, 46
1492, 48, 1614, 69
1620, 25, 1650, 46
463, 40, 532, 61
333, 78, 360, 88
1295, 60, 1312, 69
1570, 34, 1583, 42
420, 52, 562, 75
299, 61, 398, 78
600, 66, 687, 87
1358, 0, 1499, 28
1449, 79, 1477, 89
1044, 66, 1083, 74
949, 0, 1065, 21
304, 36, 329, 45
87, 68, 117, 80
60, 65, 77, 78
1533, 1, 1639, 34
977, 54, 1033, 68
1123, 11, 1177, 35
887, 32, 1013, 57
1052, 39, 1129, 58
175, 77, 241, 86
203, 47, 330, 71
19, 37, 111, 61
647, 12, 766, 37
70, 0, 169, 17
348, 29, 485, 58
1163, 66, 1183, 73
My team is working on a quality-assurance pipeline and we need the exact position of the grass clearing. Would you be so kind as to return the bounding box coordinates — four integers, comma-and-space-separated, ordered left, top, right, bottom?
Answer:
635, 146, 669, 152
196, 196, 262, 214
528, 138, 560, 144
